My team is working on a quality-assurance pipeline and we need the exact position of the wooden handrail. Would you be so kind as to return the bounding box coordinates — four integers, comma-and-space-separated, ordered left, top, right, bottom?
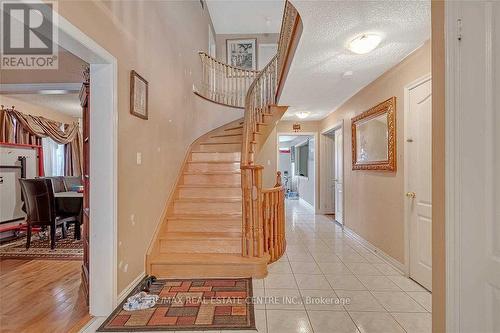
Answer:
195, 52, 260, 108
276, 1, 302, 101
239, 1, 299, 263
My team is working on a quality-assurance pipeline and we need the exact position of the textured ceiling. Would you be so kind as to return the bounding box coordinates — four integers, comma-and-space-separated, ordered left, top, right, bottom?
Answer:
2, 93, 82, 118
206, 0, 284, 34
280, 0, 431, 121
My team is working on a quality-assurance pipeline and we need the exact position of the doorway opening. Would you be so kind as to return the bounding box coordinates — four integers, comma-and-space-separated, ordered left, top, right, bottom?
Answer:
277, 133, 316, 211
320, 123, 344, 225
1, 7, 118, 325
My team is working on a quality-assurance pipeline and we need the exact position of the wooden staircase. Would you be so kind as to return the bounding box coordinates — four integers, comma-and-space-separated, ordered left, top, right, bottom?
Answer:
146, 119, 268, 278
147, 0, 301, 279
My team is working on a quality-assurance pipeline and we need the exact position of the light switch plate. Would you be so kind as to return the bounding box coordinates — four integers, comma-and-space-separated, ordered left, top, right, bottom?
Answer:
136, 152, 142, 165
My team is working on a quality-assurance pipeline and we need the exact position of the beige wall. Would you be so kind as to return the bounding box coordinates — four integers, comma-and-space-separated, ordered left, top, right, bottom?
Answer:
431, 1, 445, 331
0, 95, 78, 124
319, 41, 431, 264
55, 0, 243, 293
216, 33, 279, 67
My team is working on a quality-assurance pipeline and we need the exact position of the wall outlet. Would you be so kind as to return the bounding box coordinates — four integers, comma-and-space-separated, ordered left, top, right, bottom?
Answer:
136, 152, 142, 165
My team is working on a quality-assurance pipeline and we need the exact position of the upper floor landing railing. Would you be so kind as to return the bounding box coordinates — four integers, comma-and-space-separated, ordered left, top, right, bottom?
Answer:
195, 52, 260, 108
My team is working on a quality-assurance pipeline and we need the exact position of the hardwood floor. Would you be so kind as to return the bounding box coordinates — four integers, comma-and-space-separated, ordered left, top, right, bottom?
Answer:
0, 259, 89, 333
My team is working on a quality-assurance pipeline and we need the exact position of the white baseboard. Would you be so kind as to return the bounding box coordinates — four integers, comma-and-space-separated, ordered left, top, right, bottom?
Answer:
343, 226, 406, 274
117, 271, 146, 304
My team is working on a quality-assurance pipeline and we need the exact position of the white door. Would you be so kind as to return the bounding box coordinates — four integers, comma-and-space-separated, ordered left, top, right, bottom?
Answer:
334, 129, 343, 224
406, 77, 432, 290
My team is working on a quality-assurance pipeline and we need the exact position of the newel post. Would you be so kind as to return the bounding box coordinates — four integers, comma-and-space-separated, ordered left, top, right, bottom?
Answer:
275, 171, 282, 187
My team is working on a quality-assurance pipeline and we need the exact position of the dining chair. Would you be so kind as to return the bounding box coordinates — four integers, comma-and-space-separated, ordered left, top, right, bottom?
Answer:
19, 178, 65, 249
63, 176, 83, 191
45, 176, 66, 193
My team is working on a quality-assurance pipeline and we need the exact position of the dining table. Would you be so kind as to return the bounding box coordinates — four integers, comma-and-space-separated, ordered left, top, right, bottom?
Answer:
54, 191, 83, 239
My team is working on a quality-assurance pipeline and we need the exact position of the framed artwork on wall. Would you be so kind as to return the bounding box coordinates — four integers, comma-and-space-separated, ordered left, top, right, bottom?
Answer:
226, 38, 257, 70
130, 70, 148, 120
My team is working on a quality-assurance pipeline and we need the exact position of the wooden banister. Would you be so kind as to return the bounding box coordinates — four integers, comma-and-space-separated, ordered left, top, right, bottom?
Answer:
192, 1, 300, 264
195, 52, 260, 108
261, 172, 286, 263
240, 1, 300, 263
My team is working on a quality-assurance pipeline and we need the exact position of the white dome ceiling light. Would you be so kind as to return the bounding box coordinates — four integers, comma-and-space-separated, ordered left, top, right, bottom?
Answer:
296, 112, 310, 119
348, 33, 382, 54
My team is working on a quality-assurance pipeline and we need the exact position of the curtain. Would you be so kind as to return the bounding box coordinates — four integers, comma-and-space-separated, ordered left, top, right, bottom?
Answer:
9, 109, 79, 144
42, 138, 65, 176
0, 107, 82, 175
0, 109, 15, 142
64, 129, 83, 176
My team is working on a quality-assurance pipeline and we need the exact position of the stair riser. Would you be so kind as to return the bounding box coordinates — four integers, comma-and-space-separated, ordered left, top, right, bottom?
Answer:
173, 201, 241, 214
149, 262, 267, 279
178, 187, 241, 199
190, 152, 240, 162
166, 220, 241, 233
186, 162, 240, 172
159, 239, 241, 254
199, 143, 241, 153
206, 135, 243, 143
183, 174, 240, 185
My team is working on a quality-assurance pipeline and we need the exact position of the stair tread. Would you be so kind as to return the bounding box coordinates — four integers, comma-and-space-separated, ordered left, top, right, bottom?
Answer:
191, 151, 241, 154
211, 133, 242, 138
160, 232, 241, 240
175, 197, 241, 203
178, 184, 240, 188
150, 253, 264, 264
167, 213, 242, 220
183, 171, 240, 175
200, 141, 242, 145
187, 160, 239, 164
224, 125, 243, 131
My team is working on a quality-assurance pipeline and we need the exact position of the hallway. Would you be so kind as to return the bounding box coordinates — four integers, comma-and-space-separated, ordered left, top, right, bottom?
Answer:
257, 200, 432, 333
83, 199, 431, 333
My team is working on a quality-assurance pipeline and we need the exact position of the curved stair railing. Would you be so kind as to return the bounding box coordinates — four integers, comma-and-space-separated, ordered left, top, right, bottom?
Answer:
241, 1, 301, 263
193, 1, 301, 265
195, 52, 260, 108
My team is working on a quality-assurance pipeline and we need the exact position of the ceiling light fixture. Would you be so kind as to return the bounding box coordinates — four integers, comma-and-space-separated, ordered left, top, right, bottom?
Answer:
296, 112, 310, 119
348, 33, 382, 54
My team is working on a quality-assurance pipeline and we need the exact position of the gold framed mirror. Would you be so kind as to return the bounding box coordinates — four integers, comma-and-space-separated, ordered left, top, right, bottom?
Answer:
351, 97, 396, 171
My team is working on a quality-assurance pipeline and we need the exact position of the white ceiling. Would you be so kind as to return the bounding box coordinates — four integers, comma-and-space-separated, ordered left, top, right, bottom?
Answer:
2, 93, 82, 118
206, 0, 285, 34
280, 0, 431, 121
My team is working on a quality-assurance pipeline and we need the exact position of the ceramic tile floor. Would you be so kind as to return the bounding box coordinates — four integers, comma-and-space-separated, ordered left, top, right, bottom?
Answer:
81, 200, 431, 333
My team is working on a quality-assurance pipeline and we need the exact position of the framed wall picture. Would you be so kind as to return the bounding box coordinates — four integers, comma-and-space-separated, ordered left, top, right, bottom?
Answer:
226, 38, 257, 70
130, 70, 148, 120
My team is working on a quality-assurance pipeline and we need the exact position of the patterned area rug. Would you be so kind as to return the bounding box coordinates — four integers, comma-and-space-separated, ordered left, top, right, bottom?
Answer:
0, 227, 82, 261
98, 278, 255, 332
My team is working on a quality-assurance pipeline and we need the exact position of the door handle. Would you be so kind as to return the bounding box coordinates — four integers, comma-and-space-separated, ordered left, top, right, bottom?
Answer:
406, 192, 416, 198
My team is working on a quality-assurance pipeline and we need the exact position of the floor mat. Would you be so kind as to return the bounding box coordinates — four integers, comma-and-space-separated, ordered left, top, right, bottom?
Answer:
98, 277, 255, 332
0, 226, 82, 261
